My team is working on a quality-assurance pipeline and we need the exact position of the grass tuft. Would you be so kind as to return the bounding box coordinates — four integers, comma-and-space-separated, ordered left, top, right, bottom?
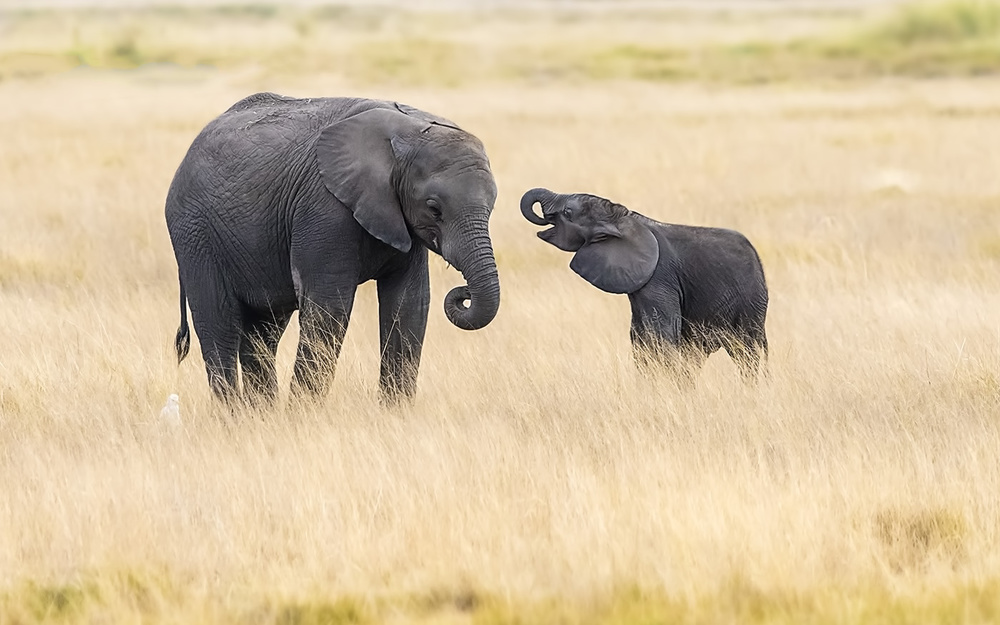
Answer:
874, 507, 968, 572
6, 582, 98, 623
272, 599, 370, 625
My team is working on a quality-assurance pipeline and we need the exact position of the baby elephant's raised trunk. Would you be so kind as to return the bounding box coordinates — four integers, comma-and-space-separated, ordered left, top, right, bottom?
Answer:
520, 188, 556, 225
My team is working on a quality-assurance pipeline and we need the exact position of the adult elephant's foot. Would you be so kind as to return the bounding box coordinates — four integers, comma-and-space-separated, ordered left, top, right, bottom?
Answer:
377, 369, 418, 408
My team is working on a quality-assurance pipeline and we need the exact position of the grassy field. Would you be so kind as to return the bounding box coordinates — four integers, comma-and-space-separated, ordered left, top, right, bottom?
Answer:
2, 2, 1000, 623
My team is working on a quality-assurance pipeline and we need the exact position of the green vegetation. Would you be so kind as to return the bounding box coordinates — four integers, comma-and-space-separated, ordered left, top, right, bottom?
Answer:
825, 0, 1000, 76
864, 0, 1000, 44
577, 0, 1000, 83
16, 582, 94, 622
5, 576, 1000, 624
2, 1, 1000, 84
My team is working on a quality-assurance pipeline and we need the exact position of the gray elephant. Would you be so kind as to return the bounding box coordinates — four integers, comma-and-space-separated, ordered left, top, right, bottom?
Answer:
166, 93, 500, 404
521, 188, 768, 378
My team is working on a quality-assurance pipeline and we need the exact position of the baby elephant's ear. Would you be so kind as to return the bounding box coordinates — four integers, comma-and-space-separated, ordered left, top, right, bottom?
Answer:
570, 220, 659, 294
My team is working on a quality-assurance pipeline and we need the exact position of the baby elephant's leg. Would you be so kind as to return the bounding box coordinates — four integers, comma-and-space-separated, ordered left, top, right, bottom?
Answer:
628, 288, 692, 380
724, 323, 768, 381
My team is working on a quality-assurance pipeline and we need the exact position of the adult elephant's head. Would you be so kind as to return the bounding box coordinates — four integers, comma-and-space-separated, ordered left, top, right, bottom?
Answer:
316, 106, 500, 331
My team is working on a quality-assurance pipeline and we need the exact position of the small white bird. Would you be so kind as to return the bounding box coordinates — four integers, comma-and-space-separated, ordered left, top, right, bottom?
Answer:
159, 393, 181, 428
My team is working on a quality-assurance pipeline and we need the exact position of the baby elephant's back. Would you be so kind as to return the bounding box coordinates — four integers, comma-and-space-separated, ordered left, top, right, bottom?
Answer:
661, 224, 768, 327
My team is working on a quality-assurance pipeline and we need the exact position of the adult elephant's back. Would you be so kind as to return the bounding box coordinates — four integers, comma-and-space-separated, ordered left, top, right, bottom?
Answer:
164, 96, 381, 310
167, 95, 381, 217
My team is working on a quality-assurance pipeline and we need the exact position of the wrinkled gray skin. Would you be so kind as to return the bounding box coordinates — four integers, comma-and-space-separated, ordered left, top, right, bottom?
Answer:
521, 188, 768, 378
166, 93, 500, 405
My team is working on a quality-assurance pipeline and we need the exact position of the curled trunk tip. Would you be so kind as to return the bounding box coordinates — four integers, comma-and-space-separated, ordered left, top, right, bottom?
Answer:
445, 286, 474, 330
520, 188, 554, 226
444, 282, 499, 331
443, 217, 501, 331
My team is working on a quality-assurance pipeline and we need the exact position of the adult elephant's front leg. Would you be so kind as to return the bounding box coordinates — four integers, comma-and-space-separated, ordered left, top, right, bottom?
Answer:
376, 247, 430, 404
290, 205, 363, 399
292, 290, 357, 398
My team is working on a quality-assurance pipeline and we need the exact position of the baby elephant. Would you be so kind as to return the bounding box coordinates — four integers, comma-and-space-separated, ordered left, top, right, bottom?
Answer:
521, 188, 768, 378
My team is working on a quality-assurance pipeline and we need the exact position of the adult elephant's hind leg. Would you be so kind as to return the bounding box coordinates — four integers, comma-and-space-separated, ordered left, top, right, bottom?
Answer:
376, 247, 430, 404
186, 277, 243, 402
239, 310, 291, 405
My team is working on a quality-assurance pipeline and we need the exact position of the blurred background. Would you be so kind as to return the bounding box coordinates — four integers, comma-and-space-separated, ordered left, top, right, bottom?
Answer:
3, 0, 1000, 87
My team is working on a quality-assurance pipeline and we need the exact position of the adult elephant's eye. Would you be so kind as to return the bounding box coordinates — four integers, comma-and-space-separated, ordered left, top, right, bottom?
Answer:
427, 199, 443, 221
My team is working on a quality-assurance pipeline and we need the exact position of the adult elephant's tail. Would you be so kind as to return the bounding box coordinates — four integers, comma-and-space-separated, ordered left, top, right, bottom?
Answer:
175, 276, 191, 364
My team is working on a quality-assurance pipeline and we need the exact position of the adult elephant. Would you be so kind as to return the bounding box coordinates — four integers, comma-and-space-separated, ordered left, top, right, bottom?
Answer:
165, 93, 501, 405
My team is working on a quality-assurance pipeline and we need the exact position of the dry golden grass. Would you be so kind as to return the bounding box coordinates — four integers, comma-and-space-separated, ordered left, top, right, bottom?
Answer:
2, 4, 1000, 624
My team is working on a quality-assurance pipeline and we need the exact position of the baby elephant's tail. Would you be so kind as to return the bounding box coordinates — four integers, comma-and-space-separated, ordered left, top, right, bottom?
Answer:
175, 276, 191, 364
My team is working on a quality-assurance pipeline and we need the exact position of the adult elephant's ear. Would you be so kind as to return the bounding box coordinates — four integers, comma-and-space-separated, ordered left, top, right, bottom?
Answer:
570, 219, 659, 294
315, 108, 429, 253
393, 102, 462, 130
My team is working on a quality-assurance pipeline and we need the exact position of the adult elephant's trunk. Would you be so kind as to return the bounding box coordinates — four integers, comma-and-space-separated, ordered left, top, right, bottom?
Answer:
444, 214, 501, 331
520, 188, 555, 225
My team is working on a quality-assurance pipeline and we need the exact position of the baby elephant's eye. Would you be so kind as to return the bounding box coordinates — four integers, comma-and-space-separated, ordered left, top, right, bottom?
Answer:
562, 206, 573, 218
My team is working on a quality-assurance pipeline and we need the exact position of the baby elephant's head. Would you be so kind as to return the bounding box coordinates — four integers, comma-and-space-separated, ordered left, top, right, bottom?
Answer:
521, 188, 660, 294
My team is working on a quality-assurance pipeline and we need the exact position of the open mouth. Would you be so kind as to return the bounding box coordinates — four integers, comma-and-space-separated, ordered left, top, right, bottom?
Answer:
538, 226, 557, 241
421, 230, 442, 254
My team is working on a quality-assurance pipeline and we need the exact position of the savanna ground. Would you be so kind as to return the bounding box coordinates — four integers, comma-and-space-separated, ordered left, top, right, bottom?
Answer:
2, 1, 1000, 623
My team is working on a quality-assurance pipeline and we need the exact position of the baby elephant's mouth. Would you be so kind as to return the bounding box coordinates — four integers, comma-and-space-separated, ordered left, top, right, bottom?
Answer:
538, 226, 557, 242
